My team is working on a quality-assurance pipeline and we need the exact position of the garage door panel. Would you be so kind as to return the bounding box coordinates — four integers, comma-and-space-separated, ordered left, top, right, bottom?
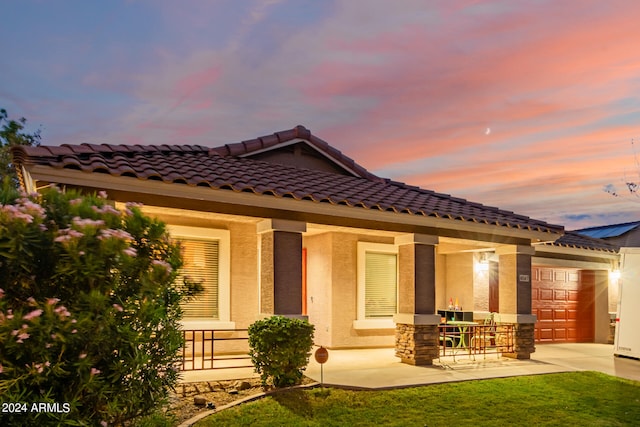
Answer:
554, 289, 567, 301
554, 271, 566, 281
539, 328, 554, 341
533, 267, 594, 344
554, 328, 567, 340
540, 289, 553, 300
553, 309, 567, 320
540, 269, 553, 281
538, 309, 553, 320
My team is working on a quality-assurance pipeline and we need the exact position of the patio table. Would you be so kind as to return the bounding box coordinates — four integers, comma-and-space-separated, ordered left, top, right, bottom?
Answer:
446, 321, 478, 348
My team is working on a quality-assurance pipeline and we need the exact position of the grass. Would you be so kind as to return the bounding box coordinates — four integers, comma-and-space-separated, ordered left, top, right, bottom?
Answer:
195, 372, 640, 426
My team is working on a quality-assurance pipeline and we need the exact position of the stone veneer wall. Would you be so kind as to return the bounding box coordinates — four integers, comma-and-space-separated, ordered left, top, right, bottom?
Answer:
395, 324, 440, 365
501, 323, 535, 359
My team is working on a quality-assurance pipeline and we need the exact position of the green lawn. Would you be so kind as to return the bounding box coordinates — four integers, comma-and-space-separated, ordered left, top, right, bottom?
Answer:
195, 372, 640, 426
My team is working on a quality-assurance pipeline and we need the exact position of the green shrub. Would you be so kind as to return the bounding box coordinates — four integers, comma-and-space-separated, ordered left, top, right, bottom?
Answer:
0, 182, 200, 426
248, 315, 315, 388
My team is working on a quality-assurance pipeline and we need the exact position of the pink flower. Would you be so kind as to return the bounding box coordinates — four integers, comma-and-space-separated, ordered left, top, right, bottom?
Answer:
23, 309, 43, 321
6, 309, 13, 320
152, 260, 172, 274
27, 297, 36, 305
72, 217, 105, 228
112, 304, 123, 312
122, 247, 137, 257
0, 364, 3, 374
17, 332, 30, 340
0, 288, 4, 298
98, 191, 108, 199
90, 367, 101, 376
71, 329, 77, 334
100, 420, 108, 427
54, 306, 71, 317
79, 353, 87, 359
47, 298, 60, 305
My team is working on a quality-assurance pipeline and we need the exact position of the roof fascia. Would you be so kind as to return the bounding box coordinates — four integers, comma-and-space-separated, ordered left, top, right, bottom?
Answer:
533, 242, 618, 260
27, 166, 560, 242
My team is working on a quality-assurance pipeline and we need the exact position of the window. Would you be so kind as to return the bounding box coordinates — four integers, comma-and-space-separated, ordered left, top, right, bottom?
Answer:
168, 225, 232, 329
179, 239, 219, 318
355, 242, 398, 329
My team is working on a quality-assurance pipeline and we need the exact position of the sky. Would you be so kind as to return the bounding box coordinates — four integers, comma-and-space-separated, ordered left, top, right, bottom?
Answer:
3, 0, 640, 230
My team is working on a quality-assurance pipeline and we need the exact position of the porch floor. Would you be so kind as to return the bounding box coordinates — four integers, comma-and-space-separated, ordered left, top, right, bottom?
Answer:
179, 343, 640, 388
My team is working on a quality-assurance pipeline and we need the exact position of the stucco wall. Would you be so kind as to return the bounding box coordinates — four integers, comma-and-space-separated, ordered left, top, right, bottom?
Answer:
306, 232, 396, 349
444, 253, 474, 312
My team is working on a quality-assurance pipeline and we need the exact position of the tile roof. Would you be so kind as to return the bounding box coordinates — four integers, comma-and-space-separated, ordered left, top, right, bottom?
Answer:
544, 231, 619, 253
11, 126, 564, 235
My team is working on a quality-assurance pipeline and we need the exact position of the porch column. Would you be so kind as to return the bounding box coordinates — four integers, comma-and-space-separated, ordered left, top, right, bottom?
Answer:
496, 244, 536, 359
393, 234, 441, 366
257, 219, 306, 319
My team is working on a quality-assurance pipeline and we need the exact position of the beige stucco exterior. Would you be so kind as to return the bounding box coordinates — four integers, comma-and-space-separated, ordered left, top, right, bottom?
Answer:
127, 204, 622, 354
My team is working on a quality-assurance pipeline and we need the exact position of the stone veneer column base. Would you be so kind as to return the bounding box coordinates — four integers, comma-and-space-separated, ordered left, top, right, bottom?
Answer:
395, 323, 440, 365
502, 323, 535, 359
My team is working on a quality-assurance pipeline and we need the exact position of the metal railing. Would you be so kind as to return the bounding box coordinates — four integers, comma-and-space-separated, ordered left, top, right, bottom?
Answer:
438, 323, 514, 361
180, 329, 252, 371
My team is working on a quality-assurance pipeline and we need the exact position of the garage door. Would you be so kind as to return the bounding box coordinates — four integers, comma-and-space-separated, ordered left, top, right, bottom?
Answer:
532, 267, 594, 343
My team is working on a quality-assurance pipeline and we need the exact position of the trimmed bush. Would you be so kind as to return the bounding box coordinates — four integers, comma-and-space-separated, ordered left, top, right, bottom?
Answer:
248, 315, 315, 388
0, 182, 200, 426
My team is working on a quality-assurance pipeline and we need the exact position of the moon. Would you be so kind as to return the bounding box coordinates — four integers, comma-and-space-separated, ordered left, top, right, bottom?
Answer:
485, 127, 491, 135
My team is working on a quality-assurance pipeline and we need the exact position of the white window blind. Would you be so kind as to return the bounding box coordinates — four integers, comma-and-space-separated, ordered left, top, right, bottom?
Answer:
364, 251, 397, 318
178, 239, 219, 319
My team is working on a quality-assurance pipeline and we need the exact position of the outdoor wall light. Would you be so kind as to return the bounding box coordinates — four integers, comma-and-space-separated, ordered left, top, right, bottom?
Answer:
474, 252, 490, 273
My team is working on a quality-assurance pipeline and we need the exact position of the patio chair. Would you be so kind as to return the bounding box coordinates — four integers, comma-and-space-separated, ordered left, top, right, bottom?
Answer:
471, 313, 498, 354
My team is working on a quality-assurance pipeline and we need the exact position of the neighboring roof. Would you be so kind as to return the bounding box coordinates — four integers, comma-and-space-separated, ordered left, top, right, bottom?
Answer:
11, 126, 564, 235
543, 231, 619, 253
574, 221, 640, 239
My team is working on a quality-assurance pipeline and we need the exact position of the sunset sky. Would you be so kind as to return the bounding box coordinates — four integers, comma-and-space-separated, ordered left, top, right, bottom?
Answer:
3, 0, 640, 230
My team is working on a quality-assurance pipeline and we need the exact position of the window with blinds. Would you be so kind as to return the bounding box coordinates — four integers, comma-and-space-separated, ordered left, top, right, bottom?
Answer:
364, 251, 397, 318
178, 239, 219, 319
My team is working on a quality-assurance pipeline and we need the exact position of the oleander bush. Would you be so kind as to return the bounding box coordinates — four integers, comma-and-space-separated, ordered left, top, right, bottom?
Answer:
248, 316, 315, 388
0, 181, 200, 426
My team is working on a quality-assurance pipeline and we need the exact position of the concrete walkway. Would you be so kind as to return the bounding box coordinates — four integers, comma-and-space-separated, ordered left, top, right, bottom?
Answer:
180, 343, 640, 388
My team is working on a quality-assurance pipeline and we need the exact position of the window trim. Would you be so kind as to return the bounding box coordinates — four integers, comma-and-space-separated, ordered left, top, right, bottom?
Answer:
354, 242, 398, 330
168, 225, 233, 330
